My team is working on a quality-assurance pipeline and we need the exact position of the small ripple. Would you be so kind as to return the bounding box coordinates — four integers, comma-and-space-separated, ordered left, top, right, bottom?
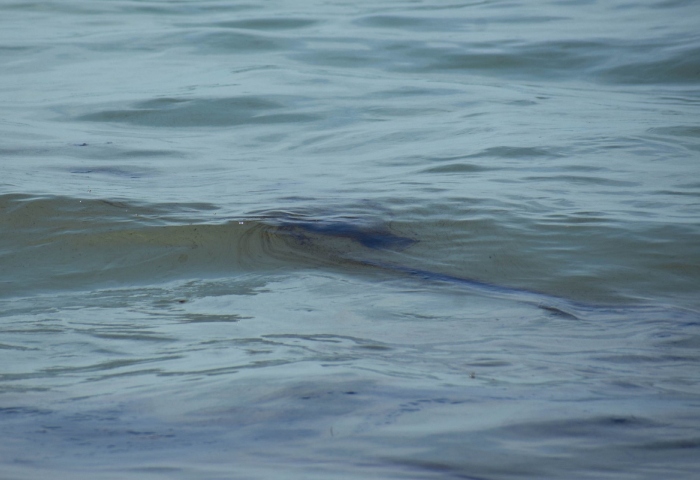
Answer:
212, 18, 317, 30
598, 44, 700, 85
74, 96, 320, 128
184, 30, 291, 53
420, 163, 490, 174
648, 125, 700, 138
524, 175, 640, 188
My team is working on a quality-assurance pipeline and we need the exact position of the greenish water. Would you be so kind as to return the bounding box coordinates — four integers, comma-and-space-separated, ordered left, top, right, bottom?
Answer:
2, 1, 700, 478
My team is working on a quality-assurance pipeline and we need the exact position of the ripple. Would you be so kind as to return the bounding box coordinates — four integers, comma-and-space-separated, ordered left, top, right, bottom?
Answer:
75, 96, 320, 128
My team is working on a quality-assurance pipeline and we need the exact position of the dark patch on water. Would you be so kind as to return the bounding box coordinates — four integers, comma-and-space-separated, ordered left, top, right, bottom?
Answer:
70, 167, 146, 179
281, 219, 417, 250
537, 304, 579, 320
0, 406, 52, 416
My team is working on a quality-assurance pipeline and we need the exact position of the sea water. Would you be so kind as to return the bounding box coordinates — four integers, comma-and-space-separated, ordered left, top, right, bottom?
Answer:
1, 1, 700, 478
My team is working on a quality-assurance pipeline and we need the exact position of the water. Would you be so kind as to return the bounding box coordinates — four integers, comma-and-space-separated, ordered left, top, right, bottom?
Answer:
2, 0, 700, 478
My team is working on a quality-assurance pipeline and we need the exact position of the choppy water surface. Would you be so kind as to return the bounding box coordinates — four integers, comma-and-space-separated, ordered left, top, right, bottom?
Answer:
2, 1, 700, 478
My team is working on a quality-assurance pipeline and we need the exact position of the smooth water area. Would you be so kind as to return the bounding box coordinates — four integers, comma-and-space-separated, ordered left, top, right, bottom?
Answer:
2, 1, 700, 478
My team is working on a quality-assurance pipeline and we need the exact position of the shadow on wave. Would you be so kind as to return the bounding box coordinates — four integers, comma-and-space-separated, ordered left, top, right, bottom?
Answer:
261, 213, 643, 321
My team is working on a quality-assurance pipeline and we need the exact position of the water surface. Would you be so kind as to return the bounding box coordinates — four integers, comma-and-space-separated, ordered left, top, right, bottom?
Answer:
2, 0, 700, 478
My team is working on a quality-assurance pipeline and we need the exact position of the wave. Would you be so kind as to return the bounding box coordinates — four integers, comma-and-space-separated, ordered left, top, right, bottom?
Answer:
3, 194, 698, 322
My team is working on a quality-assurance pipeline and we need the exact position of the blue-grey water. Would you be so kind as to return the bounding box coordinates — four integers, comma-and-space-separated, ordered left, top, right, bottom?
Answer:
2, 1, 700, 478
